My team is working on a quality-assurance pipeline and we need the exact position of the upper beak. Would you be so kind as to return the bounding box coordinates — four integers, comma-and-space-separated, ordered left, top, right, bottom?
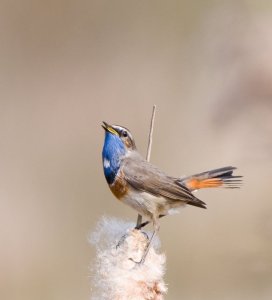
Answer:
102, 121, 109, 131
102, 121, 118, 135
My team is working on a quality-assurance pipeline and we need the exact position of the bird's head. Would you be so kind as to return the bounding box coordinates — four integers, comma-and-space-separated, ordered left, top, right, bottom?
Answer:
102, 121, 136, 151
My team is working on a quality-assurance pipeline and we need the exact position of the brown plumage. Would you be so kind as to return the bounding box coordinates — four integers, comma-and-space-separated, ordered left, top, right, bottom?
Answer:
102, 122, 242, 263
122, 152, 207, 210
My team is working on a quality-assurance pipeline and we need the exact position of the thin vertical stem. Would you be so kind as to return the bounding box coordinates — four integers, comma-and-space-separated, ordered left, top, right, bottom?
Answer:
146, 105, 156, 162
136, 105, 156, 228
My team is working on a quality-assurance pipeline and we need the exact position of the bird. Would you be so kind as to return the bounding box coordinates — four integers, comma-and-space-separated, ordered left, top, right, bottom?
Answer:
101, 121, 242, 262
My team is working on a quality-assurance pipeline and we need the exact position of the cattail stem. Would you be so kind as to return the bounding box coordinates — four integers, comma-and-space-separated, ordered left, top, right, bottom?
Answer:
136, 104, 157, 228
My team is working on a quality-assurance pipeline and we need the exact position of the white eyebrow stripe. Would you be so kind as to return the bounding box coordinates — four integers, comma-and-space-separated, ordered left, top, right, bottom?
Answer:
112, 125, 129, 133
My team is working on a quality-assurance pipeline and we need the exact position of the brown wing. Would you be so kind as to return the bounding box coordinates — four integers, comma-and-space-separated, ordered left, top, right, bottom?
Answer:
122, 153, 206, 209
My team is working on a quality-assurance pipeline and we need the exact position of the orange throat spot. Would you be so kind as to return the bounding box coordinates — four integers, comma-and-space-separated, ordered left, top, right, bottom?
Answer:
110, 176, 129, 200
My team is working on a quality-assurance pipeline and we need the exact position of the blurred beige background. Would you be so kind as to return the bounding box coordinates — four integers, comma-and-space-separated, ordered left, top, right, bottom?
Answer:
1, 1, 272, 299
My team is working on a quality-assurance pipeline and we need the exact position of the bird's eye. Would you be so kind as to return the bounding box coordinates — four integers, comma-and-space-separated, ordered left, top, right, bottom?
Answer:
122, 131, 128, 137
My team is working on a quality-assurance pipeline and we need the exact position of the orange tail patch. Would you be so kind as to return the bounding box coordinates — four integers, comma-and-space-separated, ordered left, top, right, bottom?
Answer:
186, 178, 224, 190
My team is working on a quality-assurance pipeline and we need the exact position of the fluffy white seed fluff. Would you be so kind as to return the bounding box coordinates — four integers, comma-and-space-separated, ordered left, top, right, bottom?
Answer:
89, 216, 167, 300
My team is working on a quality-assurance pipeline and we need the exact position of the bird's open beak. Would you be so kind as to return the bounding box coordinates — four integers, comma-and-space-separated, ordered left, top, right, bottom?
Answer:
102, 121, 118, 135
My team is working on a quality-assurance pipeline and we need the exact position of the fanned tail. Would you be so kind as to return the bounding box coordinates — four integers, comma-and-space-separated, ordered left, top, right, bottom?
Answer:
180, 166, 242, 191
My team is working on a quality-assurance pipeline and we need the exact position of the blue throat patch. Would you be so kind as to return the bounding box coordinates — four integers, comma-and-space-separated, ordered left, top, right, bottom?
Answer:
102, 132, 126, 184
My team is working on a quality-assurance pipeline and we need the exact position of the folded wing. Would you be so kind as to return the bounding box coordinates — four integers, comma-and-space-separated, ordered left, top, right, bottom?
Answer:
122, 154, 206, 209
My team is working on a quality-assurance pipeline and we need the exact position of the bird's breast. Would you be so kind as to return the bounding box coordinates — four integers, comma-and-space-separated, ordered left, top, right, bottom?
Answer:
109, 172, 129, 200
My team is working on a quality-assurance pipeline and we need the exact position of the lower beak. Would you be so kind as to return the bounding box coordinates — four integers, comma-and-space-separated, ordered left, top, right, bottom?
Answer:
101, 121, 118, 135
102, 121, 109, 131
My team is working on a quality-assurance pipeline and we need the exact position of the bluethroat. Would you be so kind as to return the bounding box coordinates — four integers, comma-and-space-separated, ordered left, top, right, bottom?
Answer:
101, 122, 242, 262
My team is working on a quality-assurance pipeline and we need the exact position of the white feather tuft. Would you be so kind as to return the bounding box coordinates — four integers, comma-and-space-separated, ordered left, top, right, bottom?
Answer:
103, 158, 110, 168
89, 216, 167, 300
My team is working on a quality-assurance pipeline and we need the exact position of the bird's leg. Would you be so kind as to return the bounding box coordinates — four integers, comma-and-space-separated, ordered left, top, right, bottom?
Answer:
139, 219, 160, 265
135, 219, 149, 230
135, 214, 165, 230
136, 214, 143, 229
